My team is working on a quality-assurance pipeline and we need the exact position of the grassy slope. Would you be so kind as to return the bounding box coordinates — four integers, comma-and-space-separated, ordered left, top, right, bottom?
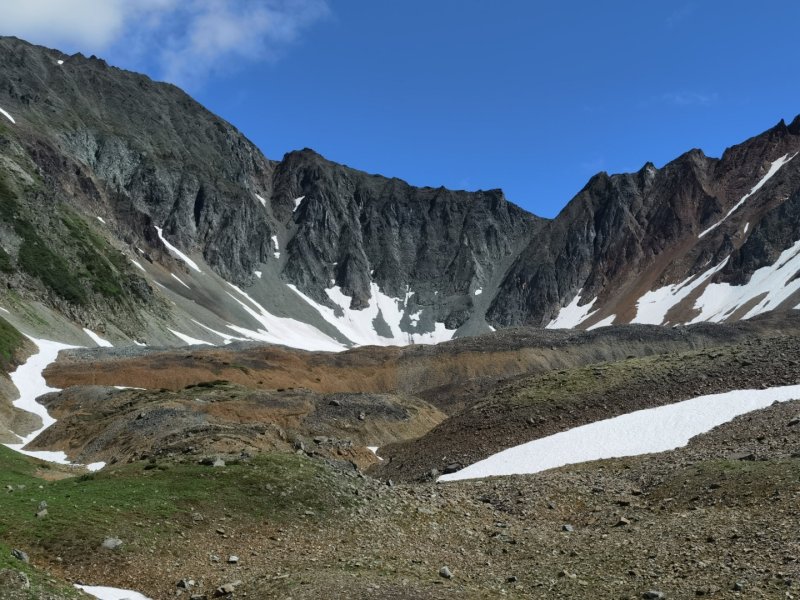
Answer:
0, 446, 360, 563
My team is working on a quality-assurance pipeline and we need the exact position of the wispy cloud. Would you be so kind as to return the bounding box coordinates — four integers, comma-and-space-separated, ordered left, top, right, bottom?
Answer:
0, 0, 330, 88
661, 91, 719, 107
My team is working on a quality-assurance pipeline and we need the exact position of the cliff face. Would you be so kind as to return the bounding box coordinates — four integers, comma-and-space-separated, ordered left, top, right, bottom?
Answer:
0, 36, 799, 349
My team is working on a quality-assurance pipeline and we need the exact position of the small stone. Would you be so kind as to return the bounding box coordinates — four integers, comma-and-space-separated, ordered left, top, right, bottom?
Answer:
101, 537, 123, 550
358, 412, 366, 421
329, 399, 341, 407
35, 509, 48, 518
615, 517, 630, 527
38, 500, 47, 511
562, 524, 574, 532
442, 463, 461, 475
507, 575, 518, 583
313, 436, 328, 444
177, 579, 195, 589
215, 580, 242, 596
788, 416, 800, 427
11, 549, 29, 563
212, 458, 226, 468
733, 581, 744, 592
547, 501, 556, 510
642, 591, 665, 599
439, 566, 453, 579
227, 555, 239, 564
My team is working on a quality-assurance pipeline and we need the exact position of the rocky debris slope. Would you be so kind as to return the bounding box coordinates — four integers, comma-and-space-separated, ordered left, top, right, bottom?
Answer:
3, 395, 799, 599
375, 322, 800, 481
28, 382, 444, 469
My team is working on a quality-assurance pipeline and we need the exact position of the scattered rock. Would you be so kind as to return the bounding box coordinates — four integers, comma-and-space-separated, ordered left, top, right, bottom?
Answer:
614, 517, 630, 527
212, 458, 226, 468
177, 579, 196, 589
35, 509, 47, 519
642, 591, 665, 599
329, 399, 341, 407
101, 537, 123, 550
439, 566, 453, 579
442, 463, 461, 475
10, 549, 28, 563
562, 524, 574, 532
227, 555, 239, 564
788, 415, 800, 426
215, 580, 242, 596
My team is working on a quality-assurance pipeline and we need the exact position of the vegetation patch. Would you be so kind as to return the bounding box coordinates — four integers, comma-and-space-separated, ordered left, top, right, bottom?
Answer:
0, 446, 360, 564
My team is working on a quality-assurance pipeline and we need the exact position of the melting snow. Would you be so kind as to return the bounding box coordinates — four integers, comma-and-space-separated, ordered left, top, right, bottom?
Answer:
75, 585, 152, 600
170, 273, 191, 290
632, 258, 730, 325
255, 194, 267, 207
287, 283, 455, 346
271, 235, 280, 259
440, 383, 800, 482
367, 446, 383, 461
691, 238, 800, 322
224, 283, 345, 352
699, 153, 797, 238
2, 337, 108, 470
587, 314, 616, 330
743, 222, 750, 234
254, 270, 262, 278
130, 259, 146, 272
168, 329, 213, 346
57, 59, 64, 65
474, 288, 483, 296
154, 226, 202, 273
83, 328, 113, 348
293, 196, 305, 211
545, 290, 597, 329
0, 107, 15, 124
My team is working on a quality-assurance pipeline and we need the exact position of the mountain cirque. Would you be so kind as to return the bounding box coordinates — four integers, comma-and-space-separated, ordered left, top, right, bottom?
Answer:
2, 35, 800, 600
0, 36, 800, 349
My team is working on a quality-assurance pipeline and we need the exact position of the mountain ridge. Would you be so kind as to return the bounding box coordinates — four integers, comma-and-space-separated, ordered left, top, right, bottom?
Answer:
0, 36, 799, 350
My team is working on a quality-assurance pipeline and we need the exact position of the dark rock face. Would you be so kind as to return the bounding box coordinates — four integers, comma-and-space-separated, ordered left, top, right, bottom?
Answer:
1, 35, 800, 343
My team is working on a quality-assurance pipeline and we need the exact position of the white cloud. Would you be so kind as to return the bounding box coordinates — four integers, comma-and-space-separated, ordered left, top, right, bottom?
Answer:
0, 0, 329, 88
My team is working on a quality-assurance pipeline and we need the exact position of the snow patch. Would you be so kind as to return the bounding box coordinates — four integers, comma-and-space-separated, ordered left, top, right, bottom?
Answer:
293, 196, 305, 211
154, 226, 202, 273
288, 283, 455, 347
254, 270, 262, 279
271, 235, 280, 259
440, 383, 800, 482
168, 329, 213, 346
255, 193, 267, 207
83, 328, 113, 348
96, 216, 106, 224
632, 258, 729, 325
170, 273, 191, 290
691, 238, 800, 322
367, 446, 383, 461
699, 153, 797, 238
130, 259, 146, 272
57, 59, 64, 65
224, 284, 345, 352
545, 290, 597, 329
0, 107, 15, 124
743, 222, 750, 234
474, 288, 483, 296
587, 314, 616, 330
75, 585, 152, 600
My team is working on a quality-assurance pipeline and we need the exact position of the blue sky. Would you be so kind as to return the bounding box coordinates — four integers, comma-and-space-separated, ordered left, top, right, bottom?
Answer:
2, 1, 800, 217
